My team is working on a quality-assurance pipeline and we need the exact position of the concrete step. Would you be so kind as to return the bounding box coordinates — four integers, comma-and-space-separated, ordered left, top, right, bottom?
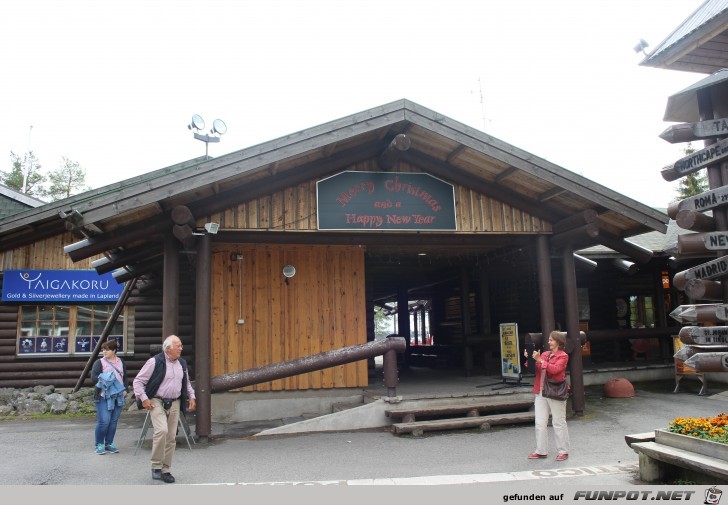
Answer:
392, 411, 535, 436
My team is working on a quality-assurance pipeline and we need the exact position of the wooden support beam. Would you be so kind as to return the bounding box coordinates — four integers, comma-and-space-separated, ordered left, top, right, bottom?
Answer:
595, 230, 654, 264
550, 223, 599, 250
378, 134, 411, 169
494, 166, 518, 183
613, 259, 637, 275
172, 224, 197, 248
91, 244, 163, 274
574, 254, 597, 271
538, 187, 567, 202
552, 209, 598, 235
171, 205, 196, 228
676, 209, 716, 232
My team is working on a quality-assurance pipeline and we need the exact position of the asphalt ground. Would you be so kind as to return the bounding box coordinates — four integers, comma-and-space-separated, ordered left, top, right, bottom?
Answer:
0, 378, 725, 496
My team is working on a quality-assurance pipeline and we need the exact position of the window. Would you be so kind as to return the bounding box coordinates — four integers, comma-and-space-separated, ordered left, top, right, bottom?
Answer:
18, 304, 126, 356
629, 296, 655, 329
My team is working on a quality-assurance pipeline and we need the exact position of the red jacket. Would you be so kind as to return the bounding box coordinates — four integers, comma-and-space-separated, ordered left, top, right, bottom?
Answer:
532, 349, 569, 395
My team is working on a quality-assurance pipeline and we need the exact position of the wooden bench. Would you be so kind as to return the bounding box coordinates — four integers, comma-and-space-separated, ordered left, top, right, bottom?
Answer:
631, 441, 728, 484
624, 431, 655, 449
627, 430, 728, 484
385, 400, 533, 423
392, 411, 535, 437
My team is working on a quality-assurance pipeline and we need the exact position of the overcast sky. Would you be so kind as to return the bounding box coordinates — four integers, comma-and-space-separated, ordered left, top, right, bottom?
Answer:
1, 0, 708, 208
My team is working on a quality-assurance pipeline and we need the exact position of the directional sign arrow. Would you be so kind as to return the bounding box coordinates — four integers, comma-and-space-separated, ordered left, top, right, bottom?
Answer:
674, 343, 728, 361
683, 352, 728, 372
661, 137, 728, 181
670, 304, 728, 324
659, 117, 728, 143
683, 255, 728, 282
678, 326, 728, 345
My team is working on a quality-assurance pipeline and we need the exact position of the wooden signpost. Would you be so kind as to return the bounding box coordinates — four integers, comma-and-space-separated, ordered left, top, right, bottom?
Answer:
659, 117, 728, 143
684, 352, 728, 372
669, 303, 728, 324
661, 137, 728, 181
669, 185, 728, 216
678, 326, 728, 345
680, 254, 728, 282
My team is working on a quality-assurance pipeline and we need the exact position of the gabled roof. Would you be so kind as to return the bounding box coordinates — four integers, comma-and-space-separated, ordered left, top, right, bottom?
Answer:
0, 100, 668, 276
0, 184, 44, 220
640, 0, 728, 74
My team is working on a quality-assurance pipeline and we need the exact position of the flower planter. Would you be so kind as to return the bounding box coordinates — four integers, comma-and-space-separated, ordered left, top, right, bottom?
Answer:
655, 429, 728, 460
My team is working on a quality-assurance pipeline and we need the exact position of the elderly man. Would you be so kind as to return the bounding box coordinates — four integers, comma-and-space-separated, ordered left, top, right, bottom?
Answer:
133, 335, 196, 484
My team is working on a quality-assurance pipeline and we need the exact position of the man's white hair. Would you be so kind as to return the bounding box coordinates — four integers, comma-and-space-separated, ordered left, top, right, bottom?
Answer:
162, 335, 179, 352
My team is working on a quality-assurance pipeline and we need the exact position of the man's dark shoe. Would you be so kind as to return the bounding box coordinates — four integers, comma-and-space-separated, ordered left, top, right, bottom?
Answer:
152, 469, 163, 481
161, 472, 175, 483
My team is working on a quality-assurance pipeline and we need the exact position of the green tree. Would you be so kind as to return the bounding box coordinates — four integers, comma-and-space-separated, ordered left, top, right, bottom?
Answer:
46, 157, 90, 201
2, 151, 46, 197
675, 143, 707, 200
374, 306, 394, 338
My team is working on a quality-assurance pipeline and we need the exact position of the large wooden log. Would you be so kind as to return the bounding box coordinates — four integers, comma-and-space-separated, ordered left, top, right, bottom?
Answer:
172, 224, 196, 247
613, 259, 637, 275
171, 205, 196, 227
684, 352, 728, 372
659, 117, 728, 144
677, 231, 728, 255
676, 209, 716, 232
378, 134, 411, 169
679, 326, 728, 345
684, 278, 723, 301
550, 223, 599, 249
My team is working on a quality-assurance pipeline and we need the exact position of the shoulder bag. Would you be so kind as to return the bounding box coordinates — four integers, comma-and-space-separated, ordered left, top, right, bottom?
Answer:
541, 353, 569, 401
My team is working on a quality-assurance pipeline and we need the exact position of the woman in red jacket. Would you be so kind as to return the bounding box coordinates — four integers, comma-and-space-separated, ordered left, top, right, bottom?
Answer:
528, 330, 570, 461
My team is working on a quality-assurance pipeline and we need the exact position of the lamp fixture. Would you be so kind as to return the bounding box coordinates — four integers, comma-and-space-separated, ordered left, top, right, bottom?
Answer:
633, 39, 649, 57
188, 114, 227, 157
204, 222, 220, 234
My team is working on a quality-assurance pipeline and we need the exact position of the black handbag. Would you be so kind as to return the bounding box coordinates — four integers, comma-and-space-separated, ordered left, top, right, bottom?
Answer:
542, 377, 569, 401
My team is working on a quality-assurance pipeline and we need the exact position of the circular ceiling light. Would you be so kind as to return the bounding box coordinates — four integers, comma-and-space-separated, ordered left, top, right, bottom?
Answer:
282, 265, 296, 278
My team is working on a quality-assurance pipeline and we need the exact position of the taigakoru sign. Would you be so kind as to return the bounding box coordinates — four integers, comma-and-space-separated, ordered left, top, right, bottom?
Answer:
1, 270, 123, 302
316, 171, 457, 230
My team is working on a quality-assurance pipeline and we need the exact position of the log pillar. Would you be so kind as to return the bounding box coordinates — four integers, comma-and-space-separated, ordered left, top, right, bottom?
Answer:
397, 285, 410, 366
536, 235, 555, 338
460, 266, 473, 376
562, 245, 585, 415
162, 233, 180, 339
194, 232, 212, 442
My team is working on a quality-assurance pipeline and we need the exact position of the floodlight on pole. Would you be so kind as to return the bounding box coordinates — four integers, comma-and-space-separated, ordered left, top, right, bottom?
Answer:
188, 114, 227, 157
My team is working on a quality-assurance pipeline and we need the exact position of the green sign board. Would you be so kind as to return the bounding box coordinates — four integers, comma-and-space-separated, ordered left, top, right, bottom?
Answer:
316, 171, 456, 230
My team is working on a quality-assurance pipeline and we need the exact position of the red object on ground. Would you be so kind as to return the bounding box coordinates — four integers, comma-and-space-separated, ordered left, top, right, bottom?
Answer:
603, 378, 635, 398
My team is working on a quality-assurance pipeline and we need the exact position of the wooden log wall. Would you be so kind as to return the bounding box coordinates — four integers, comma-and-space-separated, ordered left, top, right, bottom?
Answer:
0, 232, 96, 270
202, 162, 551, 234
210, 243, 367, 392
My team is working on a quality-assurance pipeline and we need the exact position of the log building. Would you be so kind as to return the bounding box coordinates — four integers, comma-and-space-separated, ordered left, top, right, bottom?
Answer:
0, 100, 679, 433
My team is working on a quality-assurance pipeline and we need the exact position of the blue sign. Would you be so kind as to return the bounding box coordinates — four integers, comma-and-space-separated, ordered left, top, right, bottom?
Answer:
1, 270, 124, 302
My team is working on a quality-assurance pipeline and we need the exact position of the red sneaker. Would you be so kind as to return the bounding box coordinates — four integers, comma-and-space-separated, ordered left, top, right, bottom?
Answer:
528, 453, 547, 459
555, 453, 569, 461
